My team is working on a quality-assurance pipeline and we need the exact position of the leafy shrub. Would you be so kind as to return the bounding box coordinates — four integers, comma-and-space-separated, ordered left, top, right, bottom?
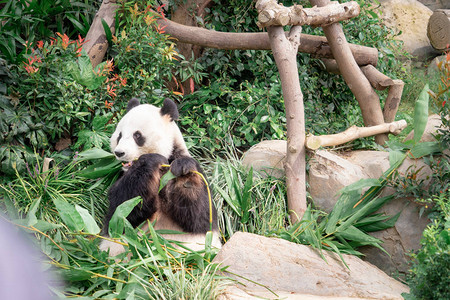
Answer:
0, 0, 99, 63
405, 191, 450, 300
1, 2, 184, 177
430, 52, 450, 149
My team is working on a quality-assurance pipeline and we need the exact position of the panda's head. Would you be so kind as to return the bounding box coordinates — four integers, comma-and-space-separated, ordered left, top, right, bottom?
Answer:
111, 98, 186, 163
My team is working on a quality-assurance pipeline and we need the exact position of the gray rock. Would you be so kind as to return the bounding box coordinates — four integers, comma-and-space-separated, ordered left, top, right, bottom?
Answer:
404, 114, 443, 142
215, 232, 409, 299
242, 140, 286, 178
377, 0, 440, 59
243, 142, 434, 275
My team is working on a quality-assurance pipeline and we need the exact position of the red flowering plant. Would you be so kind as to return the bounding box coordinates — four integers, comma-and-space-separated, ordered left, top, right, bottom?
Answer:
7, 32, 121, 157
429, 48, 450, 148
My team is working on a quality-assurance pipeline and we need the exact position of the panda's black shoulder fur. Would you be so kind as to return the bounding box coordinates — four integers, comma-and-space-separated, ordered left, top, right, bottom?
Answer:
102, 153, 217, 235
101, 154, 168, 235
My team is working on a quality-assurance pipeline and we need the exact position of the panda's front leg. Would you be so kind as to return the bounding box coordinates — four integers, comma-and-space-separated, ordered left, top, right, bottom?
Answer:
161, 156, 218, 234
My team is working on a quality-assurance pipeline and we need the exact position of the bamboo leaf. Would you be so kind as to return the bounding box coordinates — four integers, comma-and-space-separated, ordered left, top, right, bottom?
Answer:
409, 141, 441, 158
413, 84, 429, 144
339, 178, 381, 194
26, 197, 41, 227
108, 197, 141, 238
147, 221, 167, 258
77, 148, 115, 161
53, 198, 84, 232
158, 170, 176, 192
75, 205, 100, 234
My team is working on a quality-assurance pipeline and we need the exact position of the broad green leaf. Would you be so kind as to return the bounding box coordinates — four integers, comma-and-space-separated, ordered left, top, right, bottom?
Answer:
409, 141, 441, 158
77, 148, 115, 161
337, 195, 394, 233
359, 212, 401, 232
147, 221, 166, 257
215, 186, 240, 216
159, 170, 176, 192
389, 150, 406, 167
79, 157, 122, 179
60, 268, 92, 282
52, 198, 84, 232
109, 197, 141, 238
413, 84, 429, 144
75, 205, 101, 234
325, 193, 346, 235
26, 197, 41, 227
338, 178, 381, 194
336, 225, 381, 245
101, 18, 113, 45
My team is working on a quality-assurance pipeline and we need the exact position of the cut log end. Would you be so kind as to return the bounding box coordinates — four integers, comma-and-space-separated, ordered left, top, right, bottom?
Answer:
427, 9, 450, 51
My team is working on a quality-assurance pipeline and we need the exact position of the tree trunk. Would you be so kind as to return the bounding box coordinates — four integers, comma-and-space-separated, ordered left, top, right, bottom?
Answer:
267, 25, 306, 223
83, 0, 117, 68
309, 0, 387, 145
427, 9, 450, 52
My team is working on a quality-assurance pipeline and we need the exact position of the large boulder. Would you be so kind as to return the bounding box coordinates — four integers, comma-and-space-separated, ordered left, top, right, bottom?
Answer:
242, 140, 433, 274
377, 0, 439, 59
215, 232, 409, 299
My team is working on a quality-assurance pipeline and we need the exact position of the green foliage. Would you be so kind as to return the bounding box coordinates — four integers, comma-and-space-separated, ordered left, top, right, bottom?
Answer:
1, 1, 182, 177
429, 52, 450, 149
0, 0, 98, 63
404, 191, 450, 300
4, 193, 228, 299
0, 155, 108, 225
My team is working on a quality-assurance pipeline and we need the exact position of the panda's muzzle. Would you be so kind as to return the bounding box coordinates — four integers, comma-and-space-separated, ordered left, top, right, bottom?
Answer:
114, 150, 125, 158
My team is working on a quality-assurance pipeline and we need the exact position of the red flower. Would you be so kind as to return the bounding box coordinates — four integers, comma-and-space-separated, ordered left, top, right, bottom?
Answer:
36, 41, 44, 49
443, 100, 447, 107
156, 4, 166, 19
56, 32, 74, 50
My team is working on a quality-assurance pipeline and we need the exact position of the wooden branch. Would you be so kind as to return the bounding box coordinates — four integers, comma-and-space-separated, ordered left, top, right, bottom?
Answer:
310, 0, 387, 145
383, 79, 404, 123
256, 0, 360, 27
156, 16, 378, 66
427, 9, 450, 52
266, 25, 307, 223
360, 65, 394, 91
305, 120, 407, 150
83, 0, 117, 67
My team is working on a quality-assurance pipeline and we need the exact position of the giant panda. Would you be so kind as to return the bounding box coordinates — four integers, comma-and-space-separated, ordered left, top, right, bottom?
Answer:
99, 97, 221, 256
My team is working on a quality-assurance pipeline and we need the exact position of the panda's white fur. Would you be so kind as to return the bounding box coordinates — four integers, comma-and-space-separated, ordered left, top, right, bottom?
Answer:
100, 98, 221, 256
110, 103, 189, 163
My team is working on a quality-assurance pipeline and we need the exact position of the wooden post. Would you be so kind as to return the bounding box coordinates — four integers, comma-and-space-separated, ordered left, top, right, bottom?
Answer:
267, 25, 307, 223
310, 0, 388, 145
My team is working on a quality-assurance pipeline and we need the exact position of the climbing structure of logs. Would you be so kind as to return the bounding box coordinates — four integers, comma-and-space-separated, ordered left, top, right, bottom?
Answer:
83, 0, 407, 222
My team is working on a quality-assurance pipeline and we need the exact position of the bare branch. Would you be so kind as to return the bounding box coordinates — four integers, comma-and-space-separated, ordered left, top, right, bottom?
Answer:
305, 120, 407, 150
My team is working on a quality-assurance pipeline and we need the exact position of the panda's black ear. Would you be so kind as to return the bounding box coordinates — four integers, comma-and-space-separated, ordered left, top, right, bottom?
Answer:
160, 98, 179, 121
127, 98, 140, 112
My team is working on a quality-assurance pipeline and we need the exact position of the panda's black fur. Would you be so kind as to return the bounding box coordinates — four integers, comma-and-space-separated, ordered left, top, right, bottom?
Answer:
100, 98, 218, 253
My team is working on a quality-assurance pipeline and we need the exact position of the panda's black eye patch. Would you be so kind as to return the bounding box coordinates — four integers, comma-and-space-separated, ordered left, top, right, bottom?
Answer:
117, 132, 122, 143
133, 131, 145, 146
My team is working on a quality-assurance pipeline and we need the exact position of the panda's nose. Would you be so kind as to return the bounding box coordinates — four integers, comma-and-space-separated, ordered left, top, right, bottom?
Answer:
114, 151, 125, 158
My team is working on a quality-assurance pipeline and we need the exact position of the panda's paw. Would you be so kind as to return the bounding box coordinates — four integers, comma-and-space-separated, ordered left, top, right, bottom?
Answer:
171, 157, 198, 177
